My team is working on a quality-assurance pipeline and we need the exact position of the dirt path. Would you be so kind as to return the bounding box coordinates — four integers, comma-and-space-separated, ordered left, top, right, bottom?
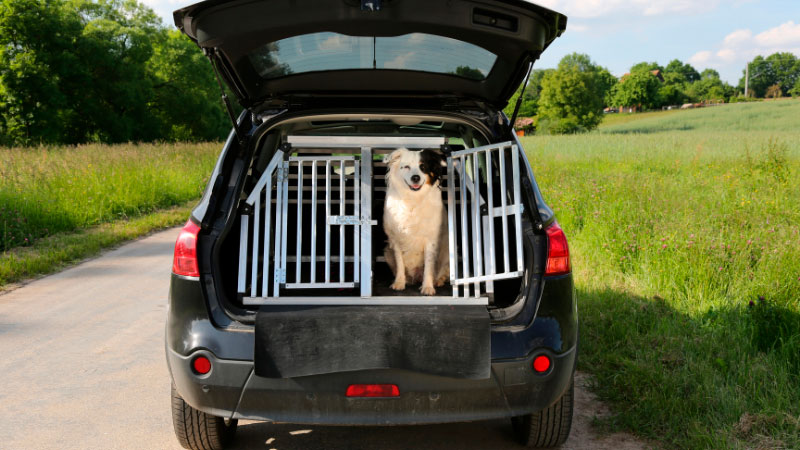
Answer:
0, 227, 647, 449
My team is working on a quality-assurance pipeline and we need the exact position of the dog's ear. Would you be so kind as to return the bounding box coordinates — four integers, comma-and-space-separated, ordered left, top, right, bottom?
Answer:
421, 149, 447, 184
383, 149, 403, 166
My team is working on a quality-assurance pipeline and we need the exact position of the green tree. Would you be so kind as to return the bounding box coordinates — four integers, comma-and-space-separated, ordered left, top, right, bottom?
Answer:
790, 79, 800, 98
503, 68, 554, 118
630, 61, 664, 74
664, 59, 700, 83
147, 30, 229, 141
610, 71, 661, 110
0, 0, 87, 145
738, 53, 800, 97
537, 54, 606, 134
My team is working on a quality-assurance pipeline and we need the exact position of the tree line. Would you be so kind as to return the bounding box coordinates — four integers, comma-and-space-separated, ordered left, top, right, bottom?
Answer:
2, 0, 799, 144
0, 0, 229, 146
506, 52, 800, 134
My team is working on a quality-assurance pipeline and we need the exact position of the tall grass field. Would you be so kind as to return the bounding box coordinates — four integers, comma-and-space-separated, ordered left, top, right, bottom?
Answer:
524, 100, 800, 449
0, 142, 219, 252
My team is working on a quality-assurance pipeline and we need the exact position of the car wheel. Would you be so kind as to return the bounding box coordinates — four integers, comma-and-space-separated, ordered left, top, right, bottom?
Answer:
171, 383, 238, 450
511, 376, 574, 448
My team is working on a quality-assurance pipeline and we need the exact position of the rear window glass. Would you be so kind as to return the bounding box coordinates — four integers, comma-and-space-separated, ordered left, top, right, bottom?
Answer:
248, 33, 496, 81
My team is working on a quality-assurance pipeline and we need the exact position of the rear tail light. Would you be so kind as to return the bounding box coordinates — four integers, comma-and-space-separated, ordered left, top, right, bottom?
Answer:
172, 220, 201, 277
544, 221, 571, 276
346, 384, 400, 398
533, 354, 551, 373
192, 356, 211, 375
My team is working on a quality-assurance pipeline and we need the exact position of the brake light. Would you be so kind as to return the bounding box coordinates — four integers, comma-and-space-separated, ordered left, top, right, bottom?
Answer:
172, 220, 201, 277
544, 221, 570, 276
346, 384, 400, 398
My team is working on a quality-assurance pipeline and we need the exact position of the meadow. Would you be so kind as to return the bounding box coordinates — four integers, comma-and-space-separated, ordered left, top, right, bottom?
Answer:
0, 142, 220, 284
523, 100, 800, 449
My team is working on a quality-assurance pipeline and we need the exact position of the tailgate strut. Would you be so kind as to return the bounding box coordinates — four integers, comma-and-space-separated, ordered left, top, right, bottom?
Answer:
205, 48, 245, 146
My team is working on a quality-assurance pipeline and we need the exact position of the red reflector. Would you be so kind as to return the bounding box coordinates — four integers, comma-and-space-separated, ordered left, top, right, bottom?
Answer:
545, 221, 571, 276
193, 356, 211, 375
173, 220, 201, 277
533, 355, 551, 373
345, 384, 400, 397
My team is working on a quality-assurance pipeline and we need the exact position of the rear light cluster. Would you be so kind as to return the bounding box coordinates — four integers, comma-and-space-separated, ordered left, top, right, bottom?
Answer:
345, 384, 400, 398
173, 220, 201, 277
544, 221, 571, 276
532, 354, 551, 373
192, 356, 211, 375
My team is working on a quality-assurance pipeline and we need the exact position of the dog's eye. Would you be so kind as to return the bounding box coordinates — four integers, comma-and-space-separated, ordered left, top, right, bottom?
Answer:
419, 164, 426, 171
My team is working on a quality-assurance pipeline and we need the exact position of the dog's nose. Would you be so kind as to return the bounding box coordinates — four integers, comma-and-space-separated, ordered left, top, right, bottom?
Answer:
410, 175, 420, 183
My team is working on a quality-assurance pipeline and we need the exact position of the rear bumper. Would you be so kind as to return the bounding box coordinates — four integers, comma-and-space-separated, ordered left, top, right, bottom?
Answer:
166, 273, 578, 424
167, 344, 576, 425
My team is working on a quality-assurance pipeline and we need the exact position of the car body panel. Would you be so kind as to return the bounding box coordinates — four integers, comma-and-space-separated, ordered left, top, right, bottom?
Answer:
173, 0, 566, 107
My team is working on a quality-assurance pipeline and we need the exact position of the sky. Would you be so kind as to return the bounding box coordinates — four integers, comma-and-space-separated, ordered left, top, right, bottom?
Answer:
144, 0, 800, 85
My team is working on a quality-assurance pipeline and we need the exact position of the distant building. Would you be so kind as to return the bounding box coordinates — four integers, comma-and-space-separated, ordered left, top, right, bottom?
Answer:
514, 117, 535, 136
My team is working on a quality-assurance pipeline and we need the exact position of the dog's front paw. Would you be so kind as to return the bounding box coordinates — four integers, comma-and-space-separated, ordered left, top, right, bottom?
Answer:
420, 284, 436, 296
434, 274, 448, 287
390, 280, 406, 291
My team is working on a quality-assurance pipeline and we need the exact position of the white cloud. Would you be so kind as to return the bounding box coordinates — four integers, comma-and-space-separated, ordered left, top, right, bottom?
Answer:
689, 50, 712, 65
690, 21, 800, 71
534, 0, 719, 19
754, 21, 800, 47
382, 52, 415, 69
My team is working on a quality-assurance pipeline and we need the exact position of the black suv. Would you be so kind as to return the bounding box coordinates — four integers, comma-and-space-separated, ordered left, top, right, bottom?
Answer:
166, 1, 575, 449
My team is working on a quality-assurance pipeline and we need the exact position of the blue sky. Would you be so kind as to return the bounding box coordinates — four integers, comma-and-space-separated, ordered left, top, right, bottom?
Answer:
145, 0, 800, 85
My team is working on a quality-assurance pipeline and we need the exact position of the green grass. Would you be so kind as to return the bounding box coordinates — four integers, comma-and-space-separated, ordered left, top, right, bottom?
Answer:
0, 201, 195, 288
599, 99, 800, 134
0, 142, 220, 252
0, 142, 219, 286
522, 101, 800, 449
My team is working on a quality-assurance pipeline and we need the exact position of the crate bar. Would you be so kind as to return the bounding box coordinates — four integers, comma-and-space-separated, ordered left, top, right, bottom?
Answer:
325, 161, 331, 283
446, 157, 457, 298
485, 148, 496, 294
459, 155, 470, 298
449, 141, 514, 157
452, 270, 525, 285
353, 161, 360, 284
511, 144, 523, 271
360, 147, 372, 296
237, 215, 249, 293
271, 163, 285, 296
284, 282, 355, 289
310, 160, 318, 283
276, 161, 290, 296
261, 163, 275, 297
295, 161, 304, 284
288, 155, 357, 161
339, 160, 345, 283
288, 135, 445, 149
498, 146, 510, 273
243, 297, 489, 306
250, 194, 260, 297
471, 152, 483, 296
287, 256, 355, 262
245, 150, 284, 205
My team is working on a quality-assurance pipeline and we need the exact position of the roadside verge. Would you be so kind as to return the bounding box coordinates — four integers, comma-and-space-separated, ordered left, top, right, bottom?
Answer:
0, 201, 194, 291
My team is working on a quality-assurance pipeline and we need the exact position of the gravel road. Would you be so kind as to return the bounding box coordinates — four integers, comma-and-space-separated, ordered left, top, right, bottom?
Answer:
0, 227, 645, 450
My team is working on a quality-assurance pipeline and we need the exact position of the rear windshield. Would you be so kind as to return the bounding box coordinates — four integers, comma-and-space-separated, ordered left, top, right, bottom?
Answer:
248, 32, 497, 81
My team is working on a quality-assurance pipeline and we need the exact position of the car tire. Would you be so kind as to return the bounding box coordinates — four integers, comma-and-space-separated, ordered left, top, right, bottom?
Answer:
511, 376, 574, 448
171, 383, 238, 450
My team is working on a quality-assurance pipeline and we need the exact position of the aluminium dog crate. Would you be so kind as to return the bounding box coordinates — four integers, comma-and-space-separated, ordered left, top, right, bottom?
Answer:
237, 136, 525, 306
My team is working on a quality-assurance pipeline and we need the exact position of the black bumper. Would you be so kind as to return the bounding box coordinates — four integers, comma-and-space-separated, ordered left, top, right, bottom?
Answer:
166, 274, 578, 424
167, 345, 576, 424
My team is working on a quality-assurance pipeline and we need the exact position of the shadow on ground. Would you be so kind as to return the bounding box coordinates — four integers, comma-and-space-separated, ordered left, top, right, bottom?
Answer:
229, 419, 518, 450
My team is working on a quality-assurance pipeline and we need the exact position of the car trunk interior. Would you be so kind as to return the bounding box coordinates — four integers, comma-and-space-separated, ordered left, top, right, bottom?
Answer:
213, 114, 533, 314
